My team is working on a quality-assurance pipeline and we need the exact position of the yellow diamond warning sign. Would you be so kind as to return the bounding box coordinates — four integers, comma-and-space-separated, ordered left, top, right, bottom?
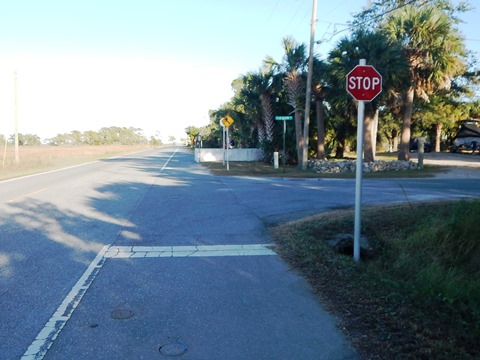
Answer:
221, 115, 234, 128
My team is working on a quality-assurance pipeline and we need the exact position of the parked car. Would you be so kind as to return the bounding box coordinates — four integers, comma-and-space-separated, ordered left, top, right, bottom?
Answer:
410, 137, 432, 152
451, 119, 480, 153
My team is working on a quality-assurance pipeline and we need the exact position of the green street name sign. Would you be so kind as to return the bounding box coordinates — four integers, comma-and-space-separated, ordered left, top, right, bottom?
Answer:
275, 116, 293, 121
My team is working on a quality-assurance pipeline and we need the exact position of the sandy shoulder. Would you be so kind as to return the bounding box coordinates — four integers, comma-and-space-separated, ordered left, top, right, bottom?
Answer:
409, 152, 480, 179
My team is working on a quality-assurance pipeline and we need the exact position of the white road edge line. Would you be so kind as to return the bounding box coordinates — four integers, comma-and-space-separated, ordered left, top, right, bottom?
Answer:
22, 243, 276, 359
21, 245, 111, 360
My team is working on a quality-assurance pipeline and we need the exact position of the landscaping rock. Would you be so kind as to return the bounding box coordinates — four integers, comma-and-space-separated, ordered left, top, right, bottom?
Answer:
327, 233, 372, 255
308, 159, 417, 173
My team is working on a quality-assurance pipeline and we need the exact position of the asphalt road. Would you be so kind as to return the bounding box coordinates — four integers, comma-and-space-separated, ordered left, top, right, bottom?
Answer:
1, 146, 479, 360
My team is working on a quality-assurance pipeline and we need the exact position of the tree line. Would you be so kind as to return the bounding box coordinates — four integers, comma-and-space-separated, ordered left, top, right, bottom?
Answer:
0, 127, 163, 146
186, 0, 480, 167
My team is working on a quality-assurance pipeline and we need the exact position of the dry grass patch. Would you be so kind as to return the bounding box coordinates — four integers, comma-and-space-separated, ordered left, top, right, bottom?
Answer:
0, 145, 151, 180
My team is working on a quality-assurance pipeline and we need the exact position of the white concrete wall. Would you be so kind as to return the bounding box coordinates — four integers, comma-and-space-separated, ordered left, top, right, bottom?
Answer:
194, 148, 263, 163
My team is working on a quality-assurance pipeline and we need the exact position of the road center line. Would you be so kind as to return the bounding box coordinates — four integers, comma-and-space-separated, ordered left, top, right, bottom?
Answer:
22, 243, 276, 359
161, 148, 179, 172
7, 189, 47, 203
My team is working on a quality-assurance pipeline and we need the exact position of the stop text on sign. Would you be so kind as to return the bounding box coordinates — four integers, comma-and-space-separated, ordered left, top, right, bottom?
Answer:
346, 65, 382, 102
348, 76, 381, 92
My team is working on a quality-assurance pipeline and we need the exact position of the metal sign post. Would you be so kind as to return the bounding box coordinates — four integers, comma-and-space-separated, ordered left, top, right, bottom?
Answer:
226, 127, 230, 171
346, 59, 382, 262
283, 120, 286, 172
219, 119, 226, 165
221, 115, 235, 171
275, 115, 293, 172
353, 98, 365, 263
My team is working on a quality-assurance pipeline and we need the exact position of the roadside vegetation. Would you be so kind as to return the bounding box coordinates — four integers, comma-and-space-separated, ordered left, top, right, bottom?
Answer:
3, 141, 477, 357
270, 201, 480, 359
200, 159, 480, 358
201, 160, 447, 179
0, 126, 163, 147
186, 0, 479, 169
0, 145, 151, 181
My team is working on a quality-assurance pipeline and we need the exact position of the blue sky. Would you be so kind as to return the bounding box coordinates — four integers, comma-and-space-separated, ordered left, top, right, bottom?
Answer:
0, 0, 478, 141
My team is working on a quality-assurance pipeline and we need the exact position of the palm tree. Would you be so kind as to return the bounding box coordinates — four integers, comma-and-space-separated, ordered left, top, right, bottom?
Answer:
255, 70, 276, 143
327, 30, 408, 162
312, 58, 329, 159
267, 37, 309, 166
383, 4, 467, 160
284, 69, 305, 164
324, 46, 358, 158
351, 30, 408, 162
232, 68, 281, 159
233, 73, 265, 144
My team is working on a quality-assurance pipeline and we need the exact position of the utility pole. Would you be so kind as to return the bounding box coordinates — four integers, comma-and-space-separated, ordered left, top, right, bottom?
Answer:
14, 71, 19, 166
302, 0, 318, 170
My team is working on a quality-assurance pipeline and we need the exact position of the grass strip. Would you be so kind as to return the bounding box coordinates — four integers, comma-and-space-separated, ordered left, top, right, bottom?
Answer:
201, 161, 447, 178
270, 201, 480, 359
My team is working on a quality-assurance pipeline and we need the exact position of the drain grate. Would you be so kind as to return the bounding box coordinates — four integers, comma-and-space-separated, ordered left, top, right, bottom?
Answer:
159, 339, 188, 357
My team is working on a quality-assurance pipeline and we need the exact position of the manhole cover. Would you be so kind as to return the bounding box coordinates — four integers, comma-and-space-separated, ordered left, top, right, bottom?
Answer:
159, 340, 188, 357
110, 308, 134, 320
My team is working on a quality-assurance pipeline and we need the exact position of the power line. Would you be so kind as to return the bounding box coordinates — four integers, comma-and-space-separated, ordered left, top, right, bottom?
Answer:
284, 0, 309, 31
267, 0, 282, 24
316, 0, 432, 45
355, 0, 431, 26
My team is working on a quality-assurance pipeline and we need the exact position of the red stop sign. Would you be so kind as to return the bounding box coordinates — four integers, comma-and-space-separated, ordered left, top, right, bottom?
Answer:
346, 65, 382, 101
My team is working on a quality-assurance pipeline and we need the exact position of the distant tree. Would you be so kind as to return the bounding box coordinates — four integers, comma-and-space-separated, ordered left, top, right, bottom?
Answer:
48, 133, 74, 145
185, 126, 201, 146
9, 133, 42, 146
70, 130, 83, 145
48, 127, 147, 146
466, 100, 480, 118
149, 136, 162, 146
97, 126, 146, 145
82, 130, 102, 145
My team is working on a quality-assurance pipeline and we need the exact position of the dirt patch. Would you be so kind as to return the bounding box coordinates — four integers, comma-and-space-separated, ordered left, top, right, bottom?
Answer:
410, 152, 480, 179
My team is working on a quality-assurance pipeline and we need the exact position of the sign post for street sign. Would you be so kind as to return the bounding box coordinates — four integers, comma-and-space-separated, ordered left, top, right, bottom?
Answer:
220, 115, 235, 170
275, 115, 294, 172
346, 60, 382, 262
219, 119, 226, 165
